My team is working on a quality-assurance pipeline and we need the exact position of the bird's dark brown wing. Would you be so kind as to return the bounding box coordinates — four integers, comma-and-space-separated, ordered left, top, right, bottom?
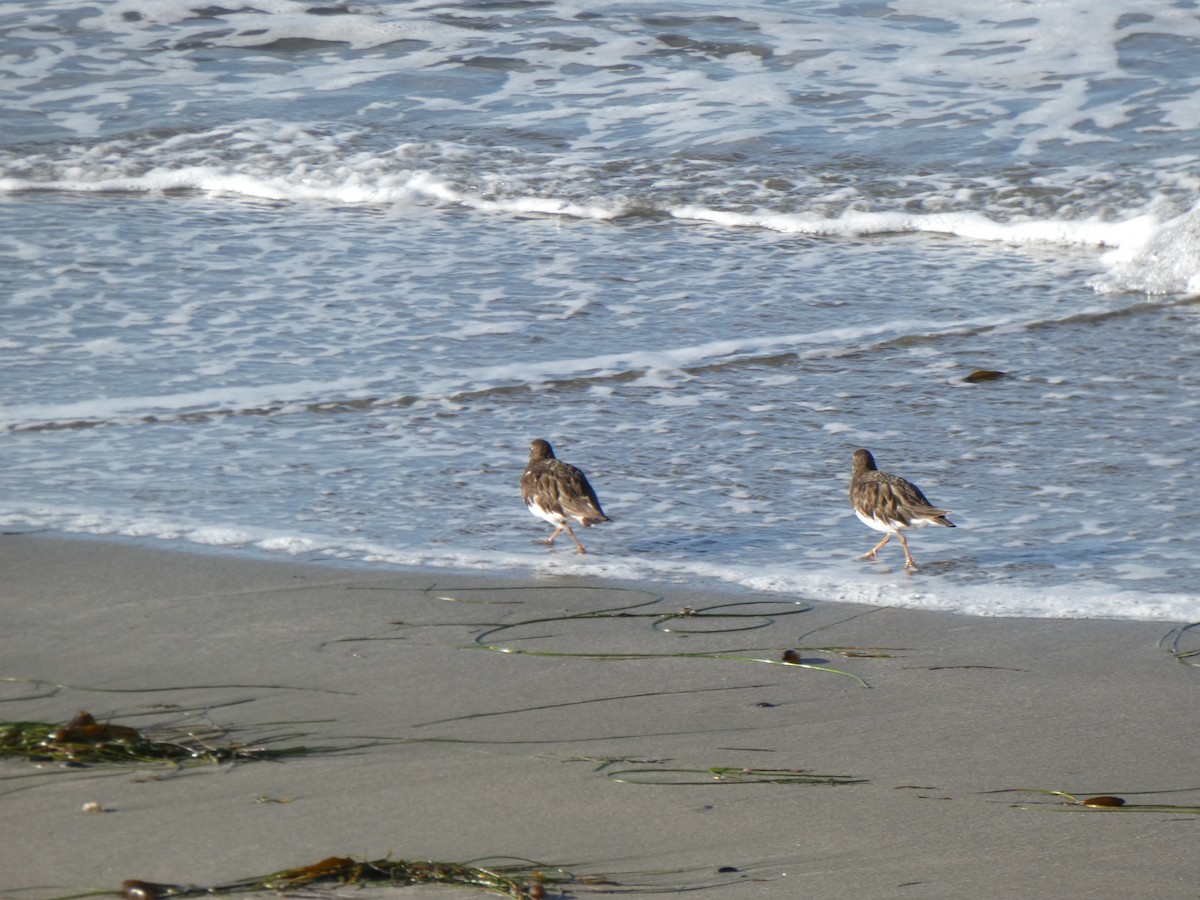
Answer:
523, 459, 609, 525
852, 471, 953, 527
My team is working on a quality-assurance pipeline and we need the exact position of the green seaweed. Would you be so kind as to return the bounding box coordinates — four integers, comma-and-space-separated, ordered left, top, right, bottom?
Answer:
0, 710, 351, 769
46, 855, 580, 899
44, 853, 766, 899
46, 854, 772, 899
241, 854, 575, 897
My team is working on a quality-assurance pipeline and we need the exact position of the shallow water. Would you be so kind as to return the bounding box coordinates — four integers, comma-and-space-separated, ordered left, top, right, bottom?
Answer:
3, 1, 1200, 620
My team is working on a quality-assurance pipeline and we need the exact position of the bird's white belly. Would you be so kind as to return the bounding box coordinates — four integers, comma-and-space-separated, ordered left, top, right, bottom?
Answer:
528, 499, 566, 527
856, 508, 926, 534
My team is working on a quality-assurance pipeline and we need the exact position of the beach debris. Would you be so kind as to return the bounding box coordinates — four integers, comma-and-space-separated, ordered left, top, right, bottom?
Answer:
783, 646, 901, 662
998, 788, 1200, 813
562, 754, 674, 772
1160, 621, 1200, 666
81, 800, 105, 813
0, 710, 342, 768
606, 765, 866, 786
1082, 795, 1126, 807
108, 856, 579, 898
0, 710, 174, 766
463, 587, 876, 687
963, 369, 1007, 383
121, 880, 183, 899
894, 784, 953, 800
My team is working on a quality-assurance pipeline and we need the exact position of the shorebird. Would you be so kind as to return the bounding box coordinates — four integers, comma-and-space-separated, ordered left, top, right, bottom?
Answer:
521, 438, 610, 554
850, 448, 954, 570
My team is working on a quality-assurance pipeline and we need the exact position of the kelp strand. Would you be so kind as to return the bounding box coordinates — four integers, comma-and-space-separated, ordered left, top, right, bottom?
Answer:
606, 765, 866, 786
456, 590, 872, 687
1161, 621, 1200, 666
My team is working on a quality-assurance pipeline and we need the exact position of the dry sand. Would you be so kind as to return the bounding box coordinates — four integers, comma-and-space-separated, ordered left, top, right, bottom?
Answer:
2, 532, 1198, 899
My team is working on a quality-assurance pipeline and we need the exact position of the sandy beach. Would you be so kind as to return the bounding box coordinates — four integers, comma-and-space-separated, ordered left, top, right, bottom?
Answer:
2, 531, 1198, 899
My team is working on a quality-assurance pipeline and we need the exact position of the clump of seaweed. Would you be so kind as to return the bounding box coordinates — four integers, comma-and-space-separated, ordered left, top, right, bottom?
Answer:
0, 710, 332, 768
43, 854, 760, 900
104, 856, 580, 898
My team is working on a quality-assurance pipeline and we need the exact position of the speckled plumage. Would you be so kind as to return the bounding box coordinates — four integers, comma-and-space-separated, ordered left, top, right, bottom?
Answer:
850, 448, 954, 570
521, 438, 609, 553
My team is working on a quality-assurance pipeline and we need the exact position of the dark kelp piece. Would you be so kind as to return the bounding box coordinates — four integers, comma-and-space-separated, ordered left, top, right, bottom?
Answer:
963, 369, 1007, 383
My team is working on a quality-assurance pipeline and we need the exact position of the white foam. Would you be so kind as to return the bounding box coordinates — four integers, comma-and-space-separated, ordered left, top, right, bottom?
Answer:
3, 0, 1200, 624
1090, 200, 1200, 295
0, 320, 944, 430
2, 491, 1197, 622
671, 206, 1155, 249
0, 376, 374, 431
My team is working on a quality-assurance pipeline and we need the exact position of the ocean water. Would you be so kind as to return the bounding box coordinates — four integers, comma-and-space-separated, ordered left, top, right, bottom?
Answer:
3, 0, 1200, 621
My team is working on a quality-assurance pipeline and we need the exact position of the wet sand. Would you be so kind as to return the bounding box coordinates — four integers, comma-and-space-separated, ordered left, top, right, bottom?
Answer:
2, 532, 1197, 899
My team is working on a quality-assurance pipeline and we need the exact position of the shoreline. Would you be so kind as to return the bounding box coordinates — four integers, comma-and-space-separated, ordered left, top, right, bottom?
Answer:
7, 525, 1194, 625
2, 531, 1197, 898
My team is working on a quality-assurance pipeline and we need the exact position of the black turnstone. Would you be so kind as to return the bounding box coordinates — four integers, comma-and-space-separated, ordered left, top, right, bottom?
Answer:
850, 448, 954, 570
521, 438, 610, 554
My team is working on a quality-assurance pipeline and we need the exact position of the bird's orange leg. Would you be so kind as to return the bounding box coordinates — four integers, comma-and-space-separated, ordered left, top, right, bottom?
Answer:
862, 534, 891, 559
898, 533, 917, 570
563, 523, 588, 554
539, 526, 564, 545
